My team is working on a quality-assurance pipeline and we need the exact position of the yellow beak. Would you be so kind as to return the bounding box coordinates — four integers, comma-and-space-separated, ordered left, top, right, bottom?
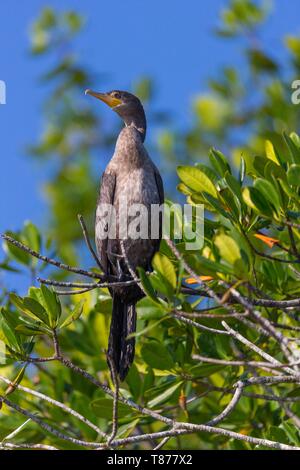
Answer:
85, 89, 122, 108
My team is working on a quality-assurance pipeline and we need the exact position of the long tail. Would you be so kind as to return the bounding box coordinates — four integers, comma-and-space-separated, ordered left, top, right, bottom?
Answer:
108, 294, 137, 381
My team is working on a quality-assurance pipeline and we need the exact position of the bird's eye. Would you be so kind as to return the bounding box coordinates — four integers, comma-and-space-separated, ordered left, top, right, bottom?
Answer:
112, 92, 121, 100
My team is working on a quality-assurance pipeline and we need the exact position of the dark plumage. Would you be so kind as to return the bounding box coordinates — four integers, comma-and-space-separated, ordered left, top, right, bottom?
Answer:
86, 89, 164, 380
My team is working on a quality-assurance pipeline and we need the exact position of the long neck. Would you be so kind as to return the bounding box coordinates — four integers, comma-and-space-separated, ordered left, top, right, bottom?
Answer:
122, 105, 147, 143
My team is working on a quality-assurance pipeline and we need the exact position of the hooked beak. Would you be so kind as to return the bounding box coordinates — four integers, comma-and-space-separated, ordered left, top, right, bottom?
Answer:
85, 89, 122, 108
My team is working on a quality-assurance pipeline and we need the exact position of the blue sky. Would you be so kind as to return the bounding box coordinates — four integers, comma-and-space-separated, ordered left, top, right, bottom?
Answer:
0, 0, 300, 253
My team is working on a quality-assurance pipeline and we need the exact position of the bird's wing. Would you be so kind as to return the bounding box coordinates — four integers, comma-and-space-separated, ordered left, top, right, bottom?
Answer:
153, 168, 164, 244
154, 168, 164, 205
95, 170, 116, 274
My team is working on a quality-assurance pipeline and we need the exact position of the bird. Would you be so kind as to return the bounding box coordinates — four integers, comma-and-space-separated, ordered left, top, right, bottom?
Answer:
86, 89, 164, 380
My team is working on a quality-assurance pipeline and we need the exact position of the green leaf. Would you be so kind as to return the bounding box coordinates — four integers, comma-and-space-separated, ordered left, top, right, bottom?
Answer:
152, 253, 177, 289
265, 140, 279, 164
148, 381, 183, 408
90, 398, 134, 419
253, 178, 281, 213
192, 254, 234, 276
116, 419, 141, 439
224, 172, 243, 201
22, 221, 41, 254
190, 363, 225, 377
177, 182, 193, 196
283, 131, 300, 164
285, 387, 300, 398
137, 268, 159, 303
64, 12, 83, 32
268, 426, 290, 445
129, 318, 165, 340
126, 363, 142, 400
0, 314, 21, 352
280, 422, 300, 446
0, 263, 20, 273
287, 164, 300, 186
141, 341, 174, 370
59, 300, 85, 329
37, 7, 56, 29
29, 286, 61, 327
202, 193, 234, 220
141, 367, 155, 396
195, 163, 218, 183
5, 365, 27, 396
15, 324, 47, 336
209, 148, 231, 177
10, 293, 46, 324
2, 232, 31, 266
278, 179, 300, 206
41, 285, 61, 326
242, 187, 274, 218
215, 233, 241, 265
136, 297, 165, 320
177, 166, 217, 197
23, 297, 49, 325
248, 48, 278, 73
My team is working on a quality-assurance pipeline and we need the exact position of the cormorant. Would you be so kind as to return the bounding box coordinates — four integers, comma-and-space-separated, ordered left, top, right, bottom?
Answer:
86, 89, 164, 380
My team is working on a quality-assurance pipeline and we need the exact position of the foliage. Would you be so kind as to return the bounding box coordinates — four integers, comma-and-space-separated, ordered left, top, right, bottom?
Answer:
1, 1, 300, 451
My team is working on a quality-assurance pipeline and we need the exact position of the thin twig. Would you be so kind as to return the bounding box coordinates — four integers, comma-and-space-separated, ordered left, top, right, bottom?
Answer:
284, 220, 300, 230
78, 214, 103, 270
120, 239, 144, 295
55, 287, 99, 296
171, 311, 229, 335
205, 382, 244, 426
1, 234, 102, 279
153, 434, 173, 450
176, 310, 248, 319
0, 442, 57, 450
222, 321, 291, 369
0, 375, 106, 438
219, 281, 293, 362
38, 277, 137, 289
1, 396, 101, 448
244, 232, 300, 264
236, 375, 300, 387
192, 354, 300, 369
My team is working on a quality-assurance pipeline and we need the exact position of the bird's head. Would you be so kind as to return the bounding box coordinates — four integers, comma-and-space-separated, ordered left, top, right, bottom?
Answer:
85, 89, 142, 117
85, 89, 146, 140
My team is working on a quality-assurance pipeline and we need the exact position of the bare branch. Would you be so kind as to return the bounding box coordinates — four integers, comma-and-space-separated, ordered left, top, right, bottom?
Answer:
58, 356, 175, 426
1, 396, 102, 448
153, 434, 173, 450
171, 311, 229, 335
237, 375, 300, 387
95, 425, 300, 450
0, 375, 106, 438
0, 442, 57, 450
205, 382, 244, 426
222, 321, 296, 372
219, 281, 293, 363
176, 309, 248, 319
193, 354, 300, 370
38, 276, 137, 289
